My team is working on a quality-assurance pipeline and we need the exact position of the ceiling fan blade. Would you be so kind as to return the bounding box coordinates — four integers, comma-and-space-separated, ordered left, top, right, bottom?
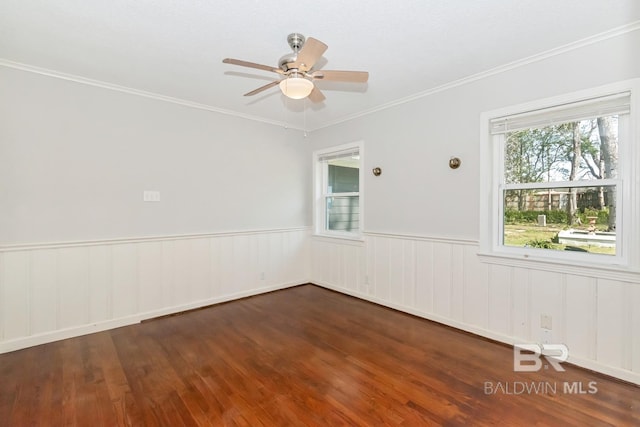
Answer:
223, 58, 282, 74
244, 80, 280, 96
308, 87, 326, 103
292, 37, 328, 71
311, 70, 369, 83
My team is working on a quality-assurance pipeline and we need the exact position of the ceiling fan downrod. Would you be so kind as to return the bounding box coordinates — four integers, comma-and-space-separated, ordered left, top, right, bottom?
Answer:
287, 33, 305, 53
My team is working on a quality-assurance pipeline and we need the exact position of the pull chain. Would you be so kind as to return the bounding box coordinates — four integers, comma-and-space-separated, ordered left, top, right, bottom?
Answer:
303, 98, 307, 137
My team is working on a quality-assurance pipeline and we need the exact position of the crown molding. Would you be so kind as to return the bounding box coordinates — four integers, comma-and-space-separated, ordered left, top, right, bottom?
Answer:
2, 21, 638, 134
0, 59, 306, 132
310, 21, 640, 132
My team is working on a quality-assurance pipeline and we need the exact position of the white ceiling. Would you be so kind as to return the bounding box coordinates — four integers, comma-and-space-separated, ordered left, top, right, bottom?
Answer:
1, 1, 639, 131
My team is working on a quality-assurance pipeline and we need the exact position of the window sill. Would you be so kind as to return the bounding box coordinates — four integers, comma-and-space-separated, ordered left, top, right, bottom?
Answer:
312, 233, 365, 245
478, 250, 640, 283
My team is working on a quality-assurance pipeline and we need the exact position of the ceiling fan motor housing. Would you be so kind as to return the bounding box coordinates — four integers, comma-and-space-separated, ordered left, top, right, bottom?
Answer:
278, 53, 298, 72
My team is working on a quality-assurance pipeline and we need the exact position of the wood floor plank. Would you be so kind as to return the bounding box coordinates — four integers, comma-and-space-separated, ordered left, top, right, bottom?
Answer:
0, 284, 638, 426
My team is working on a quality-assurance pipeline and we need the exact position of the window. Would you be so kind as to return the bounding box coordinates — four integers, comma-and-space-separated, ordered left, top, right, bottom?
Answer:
313, 142, 363, 238
480, 80, 639, 269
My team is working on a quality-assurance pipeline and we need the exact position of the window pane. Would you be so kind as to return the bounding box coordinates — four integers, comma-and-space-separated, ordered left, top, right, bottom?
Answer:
326, 196, 359, 232
327, 158, 359, 194
503, 186, 616, 255
504, 115, 619, 185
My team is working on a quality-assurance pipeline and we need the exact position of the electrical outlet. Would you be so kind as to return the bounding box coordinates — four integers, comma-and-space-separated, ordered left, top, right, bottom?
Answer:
541, 328, 553, 344
260, 272, 265, 280
541, 314, 552, 330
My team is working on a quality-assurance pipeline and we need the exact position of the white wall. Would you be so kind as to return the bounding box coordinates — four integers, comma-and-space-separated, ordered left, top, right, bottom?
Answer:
0, 66, 310, 244
309, 29, 640, 384
309, 29, 640, 240
0, 66, 312, 351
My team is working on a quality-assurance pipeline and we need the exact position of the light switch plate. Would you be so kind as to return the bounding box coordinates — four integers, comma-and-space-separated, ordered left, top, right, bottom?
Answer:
540, 314, 552, 330
143, 190, 161, 202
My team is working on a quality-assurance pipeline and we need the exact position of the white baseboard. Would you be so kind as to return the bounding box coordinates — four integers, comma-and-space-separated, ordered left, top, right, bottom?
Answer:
0, 281, 304, 354
312, 280, 640, 386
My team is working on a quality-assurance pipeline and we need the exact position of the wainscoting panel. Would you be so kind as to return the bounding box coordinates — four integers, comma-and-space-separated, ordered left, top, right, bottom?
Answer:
88, 245, 111, 324
511, 267, 531, 341
30, 249, 58, 335
58, 246, 91, 330
633, 285, 640, 374
461, 244, 489, 329
487, 264, 512, 336
399, 239, 416, 308
432, 241, 452, 319
596, 279, 627, 369
2, 251, 30, 341
139, 241, 165, 313
311, 232, 640, 385
415, 240, 434, 313
529, 269, 564, 345
311, 237, 364, 295
112, 243, 139, 319
0, 228, 310, 353
564, 274, 597, 361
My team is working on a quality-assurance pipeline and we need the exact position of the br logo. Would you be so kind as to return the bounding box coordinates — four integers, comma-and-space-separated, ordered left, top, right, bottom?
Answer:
514, 344, 569, 372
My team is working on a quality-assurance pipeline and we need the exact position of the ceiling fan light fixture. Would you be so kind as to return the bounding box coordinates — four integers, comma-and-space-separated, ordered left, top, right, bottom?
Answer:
279, 76, 314, 99
224, 34, 368, 102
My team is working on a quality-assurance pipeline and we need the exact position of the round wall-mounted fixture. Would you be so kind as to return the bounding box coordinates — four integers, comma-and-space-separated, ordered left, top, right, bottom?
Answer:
372, 167, 382, 176
449, 157, 461, 169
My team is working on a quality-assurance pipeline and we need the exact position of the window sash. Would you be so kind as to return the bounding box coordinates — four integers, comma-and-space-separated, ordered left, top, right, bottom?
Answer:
478, 79, 640, 274
324, 195, 360, 232
314, 142, 363, 237
322, 191, 359, 197
497, 169, 622, 257
495, 126, 623, 259
317, 148, 360, 162
502, 179, 619, 191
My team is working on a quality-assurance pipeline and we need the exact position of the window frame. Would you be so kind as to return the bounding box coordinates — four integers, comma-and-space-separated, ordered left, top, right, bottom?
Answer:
479, 79, 640, 274
313, 141, 364, 240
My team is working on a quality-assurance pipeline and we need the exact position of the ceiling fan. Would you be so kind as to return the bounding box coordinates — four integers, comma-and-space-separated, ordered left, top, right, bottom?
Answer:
222, 33, 369, 102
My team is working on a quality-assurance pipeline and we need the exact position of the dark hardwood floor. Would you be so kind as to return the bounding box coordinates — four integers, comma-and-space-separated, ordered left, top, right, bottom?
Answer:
1, 284, 638, 426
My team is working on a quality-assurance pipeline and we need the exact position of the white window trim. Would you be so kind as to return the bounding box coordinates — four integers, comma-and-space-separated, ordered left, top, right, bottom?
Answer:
313, 141, 364, 240
479, 79, 640, 278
